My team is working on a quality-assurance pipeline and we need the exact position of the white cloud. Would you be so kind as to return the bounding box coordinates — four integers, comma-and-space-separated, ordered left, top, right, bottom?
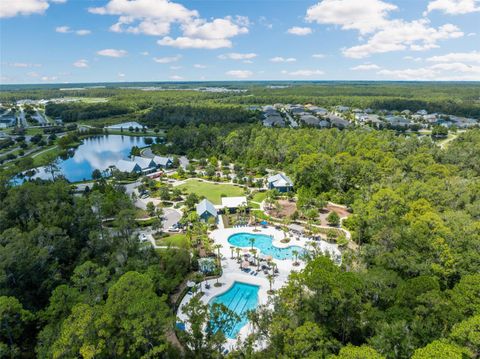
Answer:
194, 64, 207, 68
305, 1, 465, 59
426, 0, 480, 15
169, 65, 182, 70
118, 73, 126, 78
56, 26, 91, 35
153, 54, 182, 63
159, 17, 248, 49
312, 53, 325, 58
140, 51, 149, 56
287, 26, 312, 35
97, 49, 128, 57
170, 75, 184, 80
182, 17, 248, 40
467, 32, 476, 36
281, 69, 324, 76
56, 26, 71, 33
427, 51, 480, 63
343, 20, 463, 58
377, 67, 437, 80
0, 0, 49, 18
73, 59, 89, 68
158, 37, 232, 49
226, 70, 253, 78
404, 56, 423, 62
306, 0, 397, 34
218, 53, 257, 60
430, 62, 480, 73
90, 0, 248, 49
41, 76, 58, 82
350, 63, 380, 70
8, 62, 42, 68
378, 62, 480, 80
89, 0, 193, 17
270, 56, 296, 63
76, 29, 91, 36
258, 16, 273, 29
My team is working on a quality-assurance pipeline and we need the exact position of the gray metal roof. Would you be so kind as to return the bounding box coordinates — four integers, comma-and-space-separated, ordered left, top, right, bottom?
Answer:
196, 199, 217, 217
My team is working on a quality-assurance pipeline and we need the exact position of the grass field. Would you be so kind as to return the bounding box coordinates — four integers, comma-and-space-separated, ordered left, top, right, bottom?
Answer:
177, 179, 245, 204
252, 191, 267, 203
155, 233, 189, 248
32, 146, 61, 166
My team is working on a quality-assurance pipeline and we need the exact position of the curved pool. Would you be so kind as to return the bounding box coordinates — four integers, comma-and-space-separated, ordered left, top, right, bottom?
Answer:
228, 232, 304, 260
209, 282, 259, 339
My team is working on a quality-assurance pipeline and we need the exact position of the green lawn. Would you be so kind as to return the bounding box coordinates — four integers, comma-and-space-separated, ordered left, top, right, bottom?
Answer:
252, 191, 268, 203
177, 179, 245, 204
155, 233, 189, 248
32, 146, 61, 167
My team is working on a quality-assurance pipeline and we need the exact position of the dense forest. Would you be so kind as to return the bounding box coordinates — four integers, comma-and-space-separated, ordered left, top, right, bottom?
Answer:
2, 82, 480, 122
161, 127, 480, 358
0, 179, 190, 358
1, 126, 479, 358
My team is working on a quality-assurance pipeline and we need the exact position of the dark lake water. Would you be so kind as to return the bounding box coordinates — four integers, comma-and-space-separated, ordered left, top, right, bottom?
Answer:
19, 135, 151, 183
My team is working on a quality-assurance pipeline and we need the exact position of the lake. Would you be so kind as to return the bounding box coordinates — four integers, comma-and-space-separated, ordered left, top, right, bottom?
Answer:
20, 135, 151, 183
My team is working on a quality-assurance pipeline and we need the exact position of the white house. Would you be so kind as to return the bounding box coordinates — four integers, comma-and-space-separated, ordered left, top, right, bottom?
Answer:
219, 196, 248, 212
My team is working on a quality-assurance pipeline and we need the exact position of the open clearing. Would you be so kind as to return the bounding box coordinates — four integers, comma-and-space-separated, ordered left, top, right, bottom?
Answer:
177, 179, 245, 205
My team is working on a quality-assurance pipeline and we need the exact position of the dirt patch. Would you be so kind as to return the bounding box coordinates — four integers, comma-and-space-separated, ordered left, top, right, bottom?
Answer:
318, 203, 351, 226
266, 199, 297, 219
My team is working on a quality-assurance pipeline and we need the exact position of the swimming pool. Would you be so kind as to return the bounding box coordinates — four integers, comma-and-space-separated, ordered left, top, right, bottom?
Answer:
209, 282, 259, 339
228, 232, 305, 260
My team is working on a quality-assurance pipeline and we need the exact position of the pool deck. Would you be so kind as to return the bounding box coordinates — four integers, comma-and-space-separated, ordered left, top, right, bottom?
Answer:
176, 225, 341, 350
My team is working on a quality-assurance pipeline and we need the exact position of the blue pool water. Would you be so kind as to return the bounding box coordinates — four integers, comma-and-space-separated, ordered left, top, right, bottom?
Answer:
228, 232, 305, 260
15, 135, 151, 183
210, 282, 259, 339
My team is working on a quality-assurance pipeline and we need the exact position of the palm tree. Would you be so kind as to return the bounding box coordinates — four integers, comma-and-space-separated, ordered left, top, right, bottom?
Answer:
250, 248, 257, 268
193, 272, 204, 293
213, 244, 222, 266
271, 262, 278, 275
249, 237, 255, 250
267, 274, 275, 294
292, 249, 299, 266
229, 246, 235, 259
235, 247, 241, 262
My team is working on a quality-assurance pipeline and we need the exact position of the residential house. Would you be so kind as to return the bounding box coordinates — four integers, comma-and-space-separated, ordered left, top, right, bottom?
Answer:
220, 196, 248, 213
263, 114, 285, 127
449, 116, 478, 128
196, 199, 218, 222
133, 157, 156, 172
300, 114, 321, 126
267, 173, 294, 192
328, 115, 350, 129
153, 155, 174, 169
115, 159, 142, 174
385, 115, 412, 128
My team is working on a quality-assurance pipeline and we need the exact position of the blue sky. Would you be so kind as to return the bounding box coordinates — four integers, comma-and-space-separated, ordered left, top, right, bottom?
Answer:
1, 0, 480, 83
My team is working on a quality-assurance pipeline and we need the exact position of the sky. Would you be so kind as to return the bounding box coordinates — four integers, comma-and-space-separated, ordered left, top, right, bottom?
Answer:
1, 0, 480, 83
